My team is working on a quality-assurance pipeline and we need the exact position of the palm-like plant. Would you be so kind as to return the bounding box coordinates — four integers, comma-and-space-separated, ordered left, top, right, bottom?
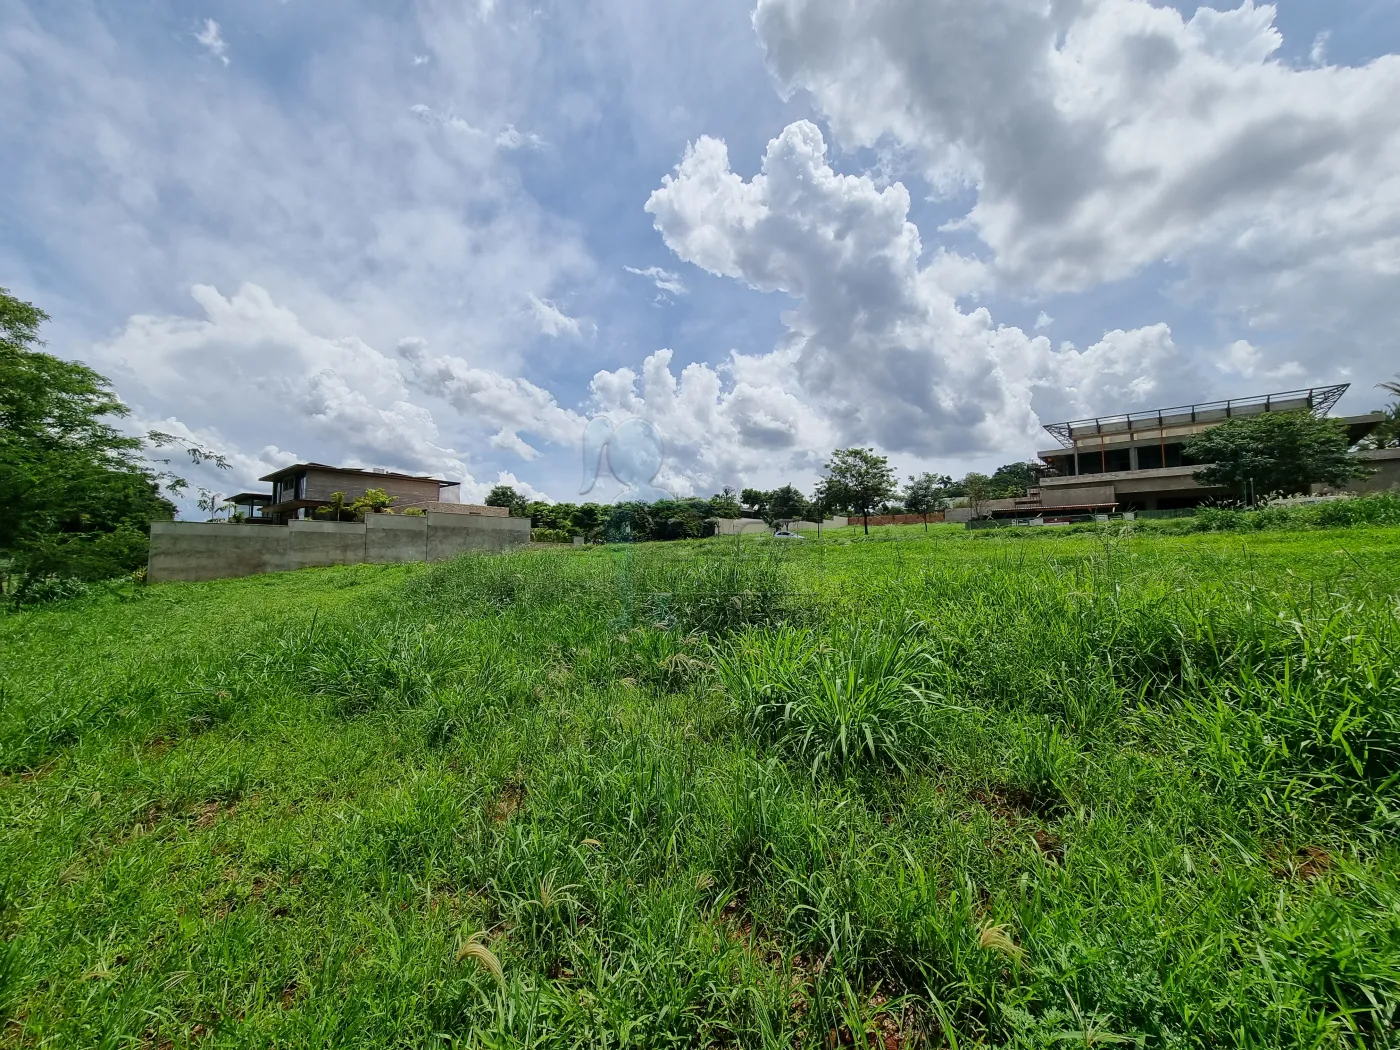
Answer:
1377, 375, 1400, 448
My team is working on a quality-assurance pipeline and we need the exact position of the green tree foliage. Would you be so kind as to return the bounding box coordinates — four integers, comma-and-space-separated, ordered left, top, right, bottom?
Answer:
569, 503, 607, 540
313, 492, 356, 522
708, 487, 742, 519
816, 447, 897, 535
740, 488, 769, 518
763, 484, 810, 528
902, 472, 952, 530
987, 461, 1048, 498
1184, 411, 1371, 500
600, 495, 748, 543
1373, 375, 1400, 449
0, 288, 181, 592
961, 472, 995, 519
485, 484, 529, 516
350, 488, 397, 518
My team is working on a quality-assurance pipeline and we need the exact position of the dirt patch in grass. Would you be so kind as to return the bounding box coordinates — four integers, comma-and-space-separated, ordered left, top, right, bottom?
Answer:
1031, 828, 1064, 863
967, 787, 1064, 862
487, 780, 526, 823
1269, 844, 1333, 882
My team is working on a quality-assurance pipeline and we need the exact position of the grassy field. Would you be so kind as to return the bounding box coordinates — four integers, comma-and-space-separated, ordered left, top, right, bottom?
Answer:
3, 523, 1399, 1048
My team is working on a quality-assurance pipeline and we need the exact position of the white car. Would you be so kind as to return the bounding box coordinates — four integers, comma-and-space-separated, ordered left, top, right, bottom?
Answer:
771, 529, 806, 539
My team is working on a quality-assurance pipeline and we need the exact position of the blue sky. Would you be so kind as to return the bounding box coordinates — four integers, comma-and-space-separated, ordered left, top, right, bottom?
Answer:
3, 0, 1398, 509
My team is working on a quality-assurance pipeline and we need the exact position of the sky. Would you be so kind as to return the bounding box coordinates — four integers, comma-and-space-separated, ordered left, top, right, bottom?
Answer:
3, 0, 1399, 509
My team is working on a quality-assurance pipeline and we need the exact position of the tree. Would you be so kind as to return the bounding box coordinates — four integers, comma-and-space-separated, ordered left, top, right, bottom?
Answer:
987, 461, 1049, 498
1374, 375, 1400, 449
816, 447, 897, 536
903, 472, 951, 531
1184, 410, 1371, 501
314, 491, 355, 522
764, 484, 810, 529
571, 502, 606, 540
740, 488, 769, 519
708, 487, 742, 519
351, 487, 397, 518
485, 484, 528, 516
1, 288, 185, 591
962, 473, 995, 520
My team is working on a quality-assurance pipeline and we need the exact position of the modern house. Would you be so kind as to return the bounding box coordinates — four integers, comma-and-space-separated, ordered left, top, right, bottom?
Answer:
949, 384, 1391, 523
226, 491, 275, 523
260, 463, 463, 523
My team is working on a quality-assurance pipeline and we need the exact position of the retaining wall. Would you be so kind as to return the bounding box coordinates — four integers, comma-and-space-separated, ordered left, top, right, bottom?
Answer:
148, 513, 531, 583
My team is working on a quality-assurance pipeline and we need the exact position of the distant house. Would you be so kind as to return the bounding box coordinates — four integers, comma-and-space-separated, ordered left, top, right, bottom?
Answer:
1031, 384, 1386, 514
260, 463, 462, 523
226, 491, 275, 522
958, 384, 1389, 522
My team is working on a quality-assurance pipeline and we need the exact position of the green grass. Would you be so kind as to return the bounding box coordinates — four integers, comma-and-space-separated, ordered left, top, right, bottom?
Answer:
3, 525, 1400, 1047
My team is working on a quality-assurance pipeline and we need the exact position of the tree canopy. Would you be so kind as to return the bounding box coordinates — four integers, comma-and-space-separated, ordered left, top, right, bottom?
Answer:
902, 472, 952, 530
1184, 410, 1370, 500
815, 447, 897, 535
0, 289, 192, 593
485, 484, 530, 516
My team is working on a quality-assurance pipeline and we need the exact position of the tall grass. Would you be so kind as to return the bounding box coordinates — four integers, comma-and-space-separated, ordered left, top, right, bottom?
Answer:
2, 530, 1399, 1046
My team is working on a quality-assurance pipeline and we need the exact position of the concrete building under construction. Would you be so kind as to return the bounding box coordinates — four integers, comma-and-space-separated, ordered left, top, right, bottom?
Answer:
964, 384, 1394, 522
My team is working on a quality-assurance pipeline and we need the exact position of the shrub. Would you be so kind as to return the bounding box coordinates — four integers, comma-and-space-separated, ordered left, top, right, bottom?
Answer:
531, 527, 573, 543
634, 548, 794, 635
298, 618, 468, 714
717, 622, 937, 776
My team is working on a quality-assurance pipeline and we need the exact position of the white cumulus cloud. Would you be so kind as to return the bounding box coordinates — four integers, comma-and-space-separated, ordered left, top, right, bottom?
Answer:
752, 0, 1400, 389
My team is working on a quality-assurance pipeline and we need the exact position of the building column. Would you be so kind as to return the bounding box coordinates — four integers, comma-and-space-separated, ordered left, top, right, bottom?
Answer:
1129, 446, 1139, 471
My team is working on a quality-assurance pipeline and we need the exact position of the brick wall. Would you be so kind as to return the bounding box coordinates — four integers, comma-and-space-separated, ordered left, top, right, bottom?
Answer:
853, 512, 946, 527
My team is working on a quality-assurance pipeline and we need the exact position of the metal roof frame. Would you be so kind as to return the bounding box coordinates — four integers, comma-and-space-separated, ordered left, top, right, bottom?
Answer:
1041, 384, 1349, 449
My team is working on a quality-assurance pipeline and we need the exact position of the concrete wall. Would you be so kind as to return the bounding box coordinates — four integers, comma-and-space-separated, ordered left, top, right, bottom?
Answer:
426, 511, 526, 558
288, 520, 366, 568
1352, 448, 1400, 494
397, 501, 508, 516
1039, 481, 1117, 508
365, 514, 428, 564
148, 512, 531, 583
713, 517, 770, 535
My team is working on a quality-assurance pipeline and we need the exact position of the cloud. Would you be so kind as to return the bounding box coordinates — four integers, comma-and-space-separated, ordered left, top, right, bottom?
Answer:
751, 0, 1400, 389
1034, 311, 1053, 330
624, 265, 687, 297
396, 335, 585, 459
495, 124, 546, 150
90, 284, 476, 486
195, 18, 228, 65
527, 294, 584, 338
1310, 31, 1330, 67
645, 121, 1182, 461
1216, 338, 1306, 382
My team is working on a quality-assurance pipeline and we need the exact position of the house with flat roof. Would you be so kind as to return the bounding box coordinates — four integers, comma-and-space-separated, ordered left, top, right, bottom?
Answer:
1010, 384, 1389, 516
226, 491, 275, 523
260, 463, 462, 523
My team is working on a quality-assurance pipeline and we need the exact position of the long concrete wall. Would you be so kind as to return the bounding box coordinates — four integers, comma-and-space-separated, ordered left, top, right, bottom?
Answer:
148, 512, 531, 583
